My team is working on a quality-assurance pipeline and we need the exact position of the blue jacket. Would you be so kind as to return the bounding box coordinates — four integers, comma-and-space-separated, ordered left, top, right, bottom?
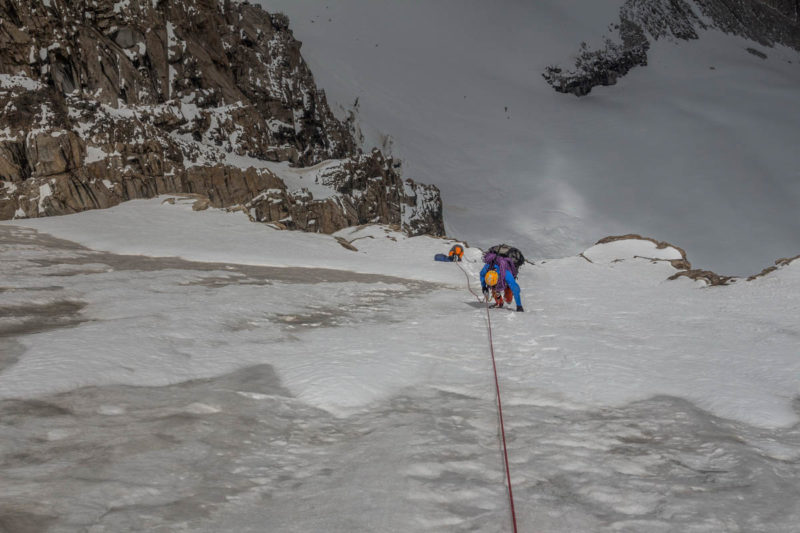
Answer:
480, 263, 522, 307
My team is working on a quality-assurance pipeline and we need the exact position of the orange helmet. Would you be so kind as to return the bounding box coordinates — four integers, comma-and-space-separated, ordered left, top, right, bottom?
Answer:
449, 244, 464, 259
485, 270, 499, 287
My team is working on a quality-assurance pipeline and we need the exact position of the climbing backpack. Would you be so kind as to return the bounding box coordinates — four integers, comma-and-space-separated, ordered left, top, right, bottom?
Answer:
486, 244, 525, 273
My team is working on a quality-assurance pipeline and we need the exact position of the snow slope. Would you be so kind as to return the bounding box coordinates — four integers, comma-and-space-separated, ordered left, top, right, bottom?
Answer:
2, 202, 800, 531
260, 0, 800, 276
3, 197, 467, 283
4, 199, 798, 427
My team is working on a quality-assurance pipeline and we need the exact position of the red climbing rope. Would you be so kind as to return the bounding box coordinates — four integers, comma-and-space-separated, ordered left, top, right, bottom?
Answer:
456, 261, 519, 533
483, 298, 519, 533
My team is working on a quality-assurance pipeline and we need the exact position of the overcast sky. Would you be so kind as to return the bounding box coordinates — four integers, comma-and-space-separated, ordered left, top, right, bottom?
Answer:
260, 0, 800, 275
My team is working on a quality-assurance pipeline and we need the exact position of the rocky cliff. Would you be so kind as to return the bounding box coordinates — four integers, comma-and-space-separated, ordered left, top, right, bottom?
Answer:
543, 0, 800, 96
0, 0, 444, 236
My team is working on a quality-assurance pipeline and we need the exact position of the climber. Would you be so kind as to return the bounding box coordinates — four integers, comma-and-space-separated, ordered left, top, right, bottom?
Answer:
480, 247, 524, 312
434, 243, 466, 262
448, 244, 465, 261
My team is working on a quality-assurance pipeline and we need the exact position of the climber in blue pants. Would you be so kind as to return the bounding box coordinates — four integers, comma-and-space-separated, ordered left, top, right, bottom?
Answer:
480, 253, 523, 312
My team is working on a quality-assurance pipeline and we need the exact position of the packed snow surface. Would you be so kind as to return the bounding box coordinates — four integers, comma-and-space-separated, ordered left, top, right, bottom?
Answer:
260, 0, 800, 275
2, 200, 799, 531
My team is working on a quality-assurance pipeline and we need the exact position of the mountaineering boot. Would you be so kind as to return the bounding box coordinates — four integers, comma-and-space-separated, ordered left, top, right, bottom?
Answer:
516, 306, 524, 312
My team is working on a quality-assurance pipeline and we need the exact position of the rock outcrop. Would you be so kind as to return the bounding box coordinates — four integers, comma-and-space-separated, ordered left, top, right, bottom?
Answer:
747, 254, 800, 280
669, 254, 800, 286
543, 20, 649, 97
667, 269, 735, 286
0, 0, 443, 237
543, 0, 800, 96
592, 235, 798, 285
595, 233, 691, 270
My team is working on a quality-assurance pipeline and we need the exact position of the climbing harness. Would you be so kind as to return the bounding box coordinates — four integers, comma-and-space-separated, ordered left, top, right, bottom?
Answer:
455, 261, 519, 533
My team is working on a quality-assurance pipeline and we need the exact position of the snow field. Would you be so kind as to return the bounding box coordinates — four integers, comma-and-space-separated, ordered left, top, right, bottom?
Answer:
0, 244, 440, 407
3, 199, 799, 429
4, 197, 467, 284
2, 213, 800, 531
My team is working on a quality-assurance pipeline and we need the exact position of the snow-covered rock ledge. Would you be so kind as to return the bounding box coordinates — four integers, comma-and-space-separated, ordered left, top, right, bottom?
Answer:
585, 234, 799, 286
585, 234, 690, 270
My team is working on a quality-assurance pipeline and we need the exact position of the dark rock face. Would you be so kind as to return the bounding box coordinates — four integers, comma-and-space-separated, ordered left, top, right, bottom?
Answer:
543, 20, 649, 97
0, 0, 444, 237
693, 0, 800, 49
244, 150, 444, 236
543, 0, 800, 96
0, 0, 354, 163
